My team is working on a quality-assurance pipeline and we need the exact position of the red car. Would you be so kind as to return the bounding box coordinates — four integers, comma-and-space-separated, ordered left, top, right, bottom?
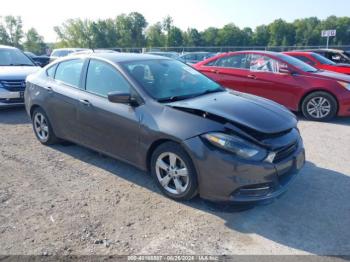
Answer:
284, 51, 350, 75
194, 51, 350, 121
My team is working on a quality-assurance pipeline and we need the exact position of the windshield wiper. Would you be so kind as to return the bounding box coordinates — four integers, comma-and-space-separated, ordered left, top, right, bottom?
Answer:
158, 94, 196, 103
158, 88, 224, 103
196, 88, 225, 96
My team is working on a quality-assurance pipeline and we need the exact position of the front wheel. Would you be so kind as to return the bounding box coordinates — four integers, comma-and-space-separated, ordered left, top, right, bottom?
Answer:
301, 91, 337, 121
32, 108, 59, 145
151, 142, 198, 201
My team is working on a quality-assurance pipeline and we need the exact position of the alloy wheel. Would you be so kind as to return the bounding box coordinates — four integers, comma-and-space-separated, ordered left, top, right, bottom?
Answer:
155, 152, 190, 195
306, 96, 331, 119
34, 112, 49, 142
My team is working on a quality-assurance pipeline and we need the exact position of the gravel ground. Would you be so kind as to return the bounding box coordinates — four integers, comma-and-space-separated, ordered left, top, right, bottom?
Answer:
0, 107, 349, 256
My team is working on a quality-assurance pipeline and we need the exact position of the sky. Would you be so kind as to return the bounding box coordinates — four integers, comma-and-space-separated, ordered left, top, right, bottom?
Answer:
0, 0, 349, 42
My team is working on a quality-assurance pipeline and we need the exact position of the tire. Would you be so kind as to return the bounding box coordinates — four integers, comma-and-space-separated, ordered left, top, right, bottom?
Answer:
301, 91, 337, 121
151, 142, 198, 201
32, 107, 59, 145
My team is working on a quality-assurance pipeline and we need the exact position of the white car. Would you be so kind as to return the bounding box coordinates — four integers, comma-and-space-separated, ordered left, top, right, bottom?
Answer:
0, 45, 40, 107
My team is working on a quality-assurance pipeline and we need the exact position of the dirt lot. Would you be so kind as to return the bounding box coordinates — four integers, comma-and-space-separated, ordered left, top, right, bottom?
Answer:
0, 107, 349, 256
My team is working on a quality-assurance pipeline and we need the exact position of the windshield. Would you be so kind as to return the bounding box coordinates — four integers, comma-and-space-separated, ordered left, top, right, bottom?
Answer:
311, 53, 336, 65
0, 48, 35, 66
277, 53, 318, 72
122, 59, 224, 102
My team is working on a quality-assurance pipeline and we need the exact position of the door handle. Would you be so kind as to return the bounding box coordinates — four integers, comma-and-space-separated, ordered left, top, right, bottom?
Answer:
247, 74, 257, 79
79, 99, 91, 106
43, 86, 53, 92
210, 69, 219, 74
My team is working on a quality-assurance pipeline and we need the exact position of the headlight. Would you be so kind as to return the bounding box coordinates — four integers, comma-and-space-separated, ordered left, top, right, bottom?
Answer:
338, 81, 350, 91
202, 132, 267, 161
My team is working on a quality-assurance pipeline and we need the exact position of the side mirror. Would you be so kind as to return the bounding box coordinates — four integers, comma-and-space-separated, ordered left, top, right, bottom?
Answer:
35, 61, 43, 67
108, 92, 138, 106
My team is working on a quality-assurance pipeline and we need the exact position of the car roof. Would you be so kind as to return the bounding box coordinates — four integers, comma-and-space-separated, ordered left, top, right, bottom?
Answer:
0, 45, 18, 50
52, 48, 89, 52
284, 51, 314, 55
63, 52, 171, 63
295, 48, 343, 53
225, 50, 280, 56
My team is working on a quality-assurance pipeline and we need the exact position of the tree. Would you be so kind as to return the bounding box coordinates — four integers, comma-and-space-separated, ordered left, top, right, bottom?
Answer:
168, 27, 183, 47
217, 23, 243, 46
253, 25, 270, 46
146, 22, 165, 47
128, 12, 147, 47
183, 28, 202, 46
294, 17, 320, 46
268, 19, 295, 46
0, 24, 10, 45
0, 16, 24, 47
201, 27, 219, 46
54, 19, 93, 48
23, 28, 47, 54
241, 27, 253, 46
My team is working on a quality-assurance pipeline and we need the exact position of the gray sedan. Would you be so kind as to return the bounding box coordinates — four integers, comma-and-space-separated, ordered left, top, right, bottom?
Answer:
25, 53, 305, 203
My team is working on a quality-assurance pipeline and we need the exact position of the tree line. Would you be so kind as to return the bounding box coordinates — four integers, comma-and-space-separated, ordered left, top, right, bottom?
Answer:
1, 14, 350, 55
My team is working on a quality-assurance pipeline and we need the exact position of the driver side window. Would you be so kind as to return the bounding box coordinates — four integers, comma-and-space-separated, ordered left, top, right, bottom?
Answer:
248, 54, 280, 73
86, 59, 130, 97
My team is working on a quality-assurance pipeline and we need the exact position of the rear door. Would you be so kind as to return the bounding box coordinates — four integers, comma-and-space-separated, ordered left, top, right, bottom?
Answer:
44, 58, 86, 141
76, 59, 141, 163
198, 53, 250, 93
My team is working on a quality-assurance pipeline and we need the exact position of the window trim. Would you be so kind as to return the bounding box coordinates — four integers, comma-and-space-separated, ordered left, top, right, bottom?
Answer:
52, 58, 86, 90
46, 63, 58, 79
204, 54, 251, 71
83, 58, 135, 100
247, 54, 282, 74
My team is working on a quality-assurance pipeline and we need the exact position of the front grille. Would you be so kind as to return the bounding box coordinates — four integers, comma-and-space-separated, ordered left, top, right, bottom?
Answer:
273, 142, 298, 163
0, 98, 24, 103
0, 80, 26, 92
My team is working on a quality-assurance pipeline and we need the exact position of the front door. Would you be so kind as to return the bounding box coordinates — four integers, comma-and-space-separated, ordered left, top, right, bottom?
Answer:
76, 59, 141, 164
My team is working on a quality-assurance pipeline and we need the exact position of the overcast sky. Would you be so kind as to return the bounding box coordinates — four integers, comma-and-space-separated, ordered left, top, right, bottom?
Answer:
1, 0, 348, 42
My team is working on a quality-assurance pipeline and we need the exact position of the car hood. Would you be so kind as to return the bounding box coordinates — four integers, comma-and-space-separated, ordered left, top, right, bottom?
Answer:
168, 91, 297, 134
313, 70, 350, 82
0, 66, 40, 80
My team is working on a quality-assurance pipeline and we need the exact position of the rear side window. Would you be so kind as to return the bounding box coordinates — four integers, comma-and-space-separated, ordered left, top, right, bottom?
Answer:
216, 54, 249, 69
86, 59, 130, 97
46, 64, 57, 78
55, 59, 84, 88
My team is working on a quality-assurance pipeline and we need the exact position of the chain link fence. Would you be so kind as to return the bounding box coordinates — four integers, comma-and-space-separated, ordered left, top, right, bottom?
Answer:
111, 45, 350, 54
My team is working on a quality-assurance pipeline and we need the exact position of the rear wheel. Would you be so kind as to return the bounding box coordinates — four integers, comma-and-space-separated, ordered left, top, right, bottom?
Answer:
151, 142, 198, 201
301, 91, 337, 121
32, 108, 59, 145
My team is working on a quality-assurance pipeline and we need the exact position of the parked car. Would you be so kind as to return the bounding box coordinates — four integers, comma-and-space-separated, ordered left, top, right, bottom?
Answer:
50, 48, 89, 62
298, 49, 350, 64
179, 52, 216, 65
24, 51, 50, 67
25, 53, 305, 203
284, 51, 350, 75
146, 51, 179, 59
0, 45, 40, 107
194, 51, 350, 121
68, 49, 117, 56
